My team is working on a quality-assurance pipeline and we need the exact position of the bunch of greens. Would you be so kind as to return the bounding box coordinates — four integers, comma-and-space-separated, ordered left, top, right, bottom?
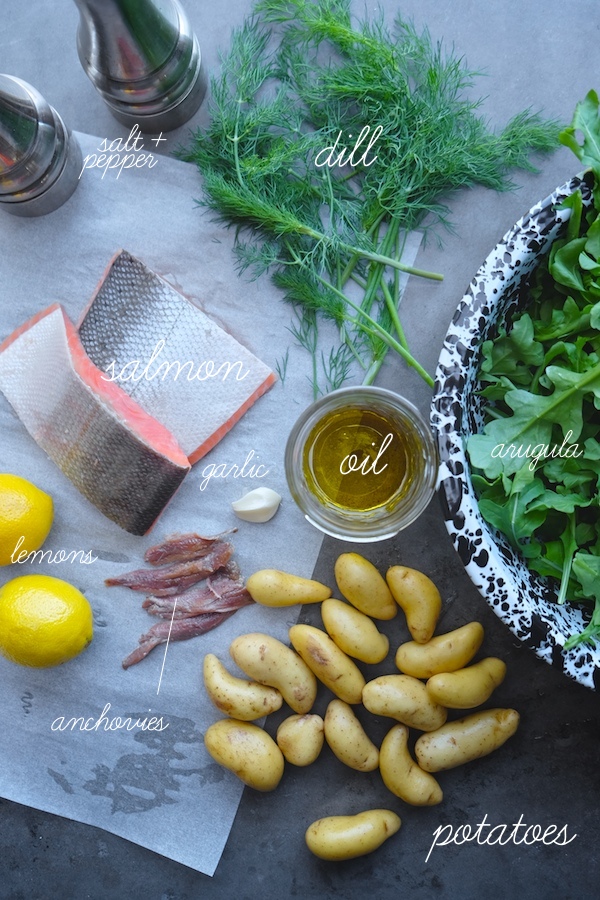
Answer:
180, 0, 559, 396
468, 90, 600, 650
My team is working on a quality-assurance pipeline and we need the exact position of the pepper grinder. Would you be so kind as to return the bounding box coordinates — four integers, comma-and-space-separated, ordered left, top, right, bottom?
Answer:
73, 0, 207, 133
0, 75, 83, 217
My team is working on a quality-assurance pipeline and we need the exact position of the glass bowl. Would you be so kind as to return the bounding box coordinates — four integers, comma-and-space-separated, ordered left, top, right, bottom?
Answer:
285, 386, 437, 542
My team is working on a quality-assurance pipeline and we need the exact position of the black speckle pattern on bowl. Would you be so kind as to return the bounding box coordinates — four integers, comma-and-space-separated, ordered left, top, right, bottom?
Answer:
431, 172, 600, 691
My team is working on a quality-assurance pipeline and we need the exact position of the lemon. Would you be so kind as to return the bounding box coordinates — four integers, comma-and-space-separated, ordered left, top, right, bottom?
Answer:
0, 574, 93, 667
0, 474, 53, 567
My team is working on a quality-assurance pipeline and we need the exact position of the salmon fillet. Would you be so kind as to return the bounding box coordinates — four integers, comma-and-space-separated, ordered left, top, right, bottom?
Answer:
0, 304, 190, 535
78, 251, 276, 464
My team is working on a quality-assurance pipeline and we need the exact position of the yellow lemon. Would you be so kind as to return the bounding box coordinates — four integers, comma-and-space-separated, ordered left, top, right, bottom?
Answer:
0, 575, 93, 667
0, 474, 54, 567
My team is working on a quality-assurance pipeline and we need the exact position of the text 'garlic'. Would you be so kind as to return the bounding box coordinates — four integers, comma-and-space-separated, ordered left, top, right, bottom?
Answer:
232, 487, 282, 523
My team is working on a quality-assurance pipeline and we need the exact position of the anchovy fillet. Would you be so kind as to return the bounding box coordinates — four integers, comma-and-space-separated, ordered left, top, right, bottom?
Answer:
121, 611, 236, 669
144, 528, 237, 566
142, 572, 253, 619
106, 540, 233, 594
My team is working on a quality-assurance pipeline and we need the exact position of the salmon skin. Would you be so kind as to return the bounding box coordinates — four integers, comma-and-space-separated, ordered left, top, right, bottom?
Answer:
0, 304, 190, 535
78, 250, 276, 464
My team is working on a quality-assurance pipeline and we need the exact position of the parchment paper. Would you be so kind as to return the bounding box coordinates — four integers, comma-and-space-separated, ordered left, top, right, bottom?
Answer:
0, 133, 422, 874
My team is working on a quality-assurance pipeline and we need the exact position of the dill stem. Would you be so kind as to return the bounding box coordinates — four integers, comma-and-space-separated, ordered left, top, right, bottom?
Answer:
293, 220, 442, 281
350, 272, 367, 289
363, 359, 384, 385
381, 278, 408, 350
232, 100, 244, 188
343, 331, 368, 369
338, 215, 385, 286
314, 273, 434, 387
361, 217, 411, 383
352, 244, 442, 281
377, 218, 410, 352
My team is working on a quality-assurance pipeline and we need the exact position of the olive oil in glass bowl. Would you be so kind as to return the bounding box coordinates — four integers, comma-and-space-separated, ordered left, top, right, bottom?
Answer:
285, 387, 437, 541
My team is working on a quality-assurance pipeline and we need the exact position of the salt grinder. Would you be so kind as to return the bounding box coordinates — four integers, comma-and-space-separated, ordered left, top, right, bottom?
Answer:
0, 75, 82, 217
73, 0, 207, 133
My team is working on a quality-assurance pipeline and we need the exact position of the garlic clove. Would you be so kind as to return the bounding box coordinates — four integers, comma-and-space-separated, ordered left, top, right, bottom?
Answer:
232, 487, 282, 523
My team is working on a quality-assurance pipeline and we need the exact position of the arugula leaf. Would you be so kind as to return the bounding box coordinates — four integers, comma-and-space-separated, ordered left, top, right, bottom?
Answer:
563, 553, 600, 648
476, 474, 547, 549
534, 296, 590, 343
559, 89, 600, 179
550, 237, 587, 290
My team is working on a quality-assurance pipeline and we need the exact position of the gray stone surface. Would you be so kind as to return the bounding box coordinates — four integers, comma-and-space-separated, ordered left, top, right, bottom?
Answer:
1, 1, 600, 897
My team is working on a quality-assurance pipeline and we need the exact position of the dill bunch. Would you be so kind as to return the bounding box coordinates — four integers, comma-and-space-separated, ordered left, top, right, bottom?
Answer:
180, 0, 560, 396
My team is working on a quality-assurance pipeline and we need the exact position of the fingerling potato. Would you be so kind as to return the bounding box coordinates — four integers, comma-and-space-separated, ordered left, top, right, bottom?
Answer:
379, 724, 443, 806
324, 700, 379, 772
362, 674, 447, 732
246, 569, 331, 607
395, 622, 484, 679
277, 714, 324, 766
334, 553, 397, 620
321, 598, 389, 664
230, 632, 317, 714
203, 653, 283, 720
426, 657, 506, 709
415, 708, 520, 772
305, 810, 401, 860
386, 566, 441, 642
204, 719, 284, 791
289, 624, 365, 704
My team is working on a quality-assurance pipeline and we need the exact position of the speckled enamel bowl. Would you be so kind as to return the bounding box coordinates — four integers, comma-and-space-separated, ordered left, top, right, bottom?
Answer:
431, 172, 599, 690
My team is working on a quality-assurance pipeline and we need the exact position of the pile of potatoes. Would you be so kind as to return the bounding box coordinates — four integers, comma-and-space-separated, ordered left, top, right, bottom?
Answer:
203, 553, 519, 861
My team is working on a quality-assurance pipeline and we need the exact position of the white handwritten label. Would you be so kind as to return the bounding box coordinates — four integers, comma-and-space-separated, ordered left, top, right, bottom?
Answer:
425, 814, 577, 862
11, 536, 97, 565
101, 339, 249, 384
199, 450, 270, 491
340, 432, 394, 476
79, 125, 166, 180
51, 702, 169, 733
314, 125, 383, 169
491, 428, 584, 471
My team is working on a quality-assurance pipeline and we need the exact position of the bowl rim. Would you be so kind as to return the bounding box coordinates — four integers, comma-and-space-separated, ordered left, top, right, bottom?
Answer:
430, 171, 599, 691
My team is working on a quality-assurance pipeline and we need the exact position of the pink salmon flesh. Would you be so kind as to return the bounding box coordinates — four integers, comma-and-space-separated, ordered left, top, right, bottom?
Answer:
0, 304, 190, 535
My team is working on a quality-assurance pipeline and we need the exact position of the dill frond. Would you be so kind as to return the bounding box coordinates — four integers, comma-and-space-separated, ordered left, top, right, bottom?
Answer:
182, 0, 562, 391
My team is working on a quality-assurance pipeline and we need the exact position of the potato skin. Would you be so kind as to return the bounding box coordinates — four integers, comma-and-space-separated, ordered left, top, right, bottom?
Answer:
204, 719, 285, 791
324, 700, 379, 772
362, 674, 447, 732
426, 657, 506, 709
203, 653, 283, 720
246, 569, 331, 607
305, 810, 401, 861
289, 624, 366, 704
395, 622, 485, 679
230, 632, 317, 714
379, 724, 443, 806
276, 714, 324, 766
385, 566, 441, 642
334, 554, 397, 620
321, 598, 389, 664
415, 708, 520, 772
